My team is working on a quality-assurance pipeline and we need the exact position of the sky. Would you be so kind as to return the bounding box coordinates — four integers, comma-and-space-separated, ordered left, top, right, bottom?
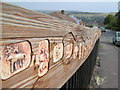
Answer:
2, 0, 120, 2
2, 0, 120, 13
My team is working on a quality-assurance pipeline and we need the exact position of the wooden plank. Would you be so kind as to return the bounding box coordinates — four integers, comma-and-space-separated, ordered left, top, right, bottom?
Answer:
0, 2, 101, 88
26, 38, 98, 88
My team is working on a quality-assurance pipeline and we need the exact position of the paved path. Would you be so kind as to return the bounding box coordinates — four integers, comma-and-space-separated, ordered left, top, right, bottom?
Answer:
98, 31, 118, 88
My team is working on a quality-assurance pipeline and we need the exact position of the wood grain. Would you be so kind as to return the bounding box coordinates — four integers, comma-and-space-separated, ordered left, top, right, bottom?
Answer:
0, 2, 101, 88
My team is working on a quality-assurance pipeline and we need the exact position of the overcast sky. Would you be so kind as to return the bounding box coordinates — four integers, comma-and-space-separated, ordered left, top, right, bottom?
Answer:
2, 0, 119, 13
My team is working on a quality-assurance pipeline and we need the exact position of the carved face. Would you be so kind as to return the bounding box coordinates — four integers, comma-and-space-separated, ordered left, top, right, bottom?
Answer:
37, 40, 49, 77
79, 43, 86, 60
64, 43, 73, 59
82, 43, 87, 59
79, 43, 82, 60
1, 41, 31, 80
53, 43, 63, 63
73, 45, 79, 59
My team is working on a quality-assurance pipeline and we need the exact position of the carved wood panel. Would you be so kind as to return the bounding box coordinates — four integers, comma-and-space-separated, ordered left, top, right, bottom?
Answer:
36, 40, 49, 77
1, 41, 31, 80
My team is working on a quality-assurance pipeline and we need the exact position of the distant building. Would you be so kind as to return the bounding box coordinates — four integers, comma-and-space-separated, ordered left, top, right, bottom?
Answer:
50, 10, 76, 23
50, 10, 85, 25
70, 15, 85, 25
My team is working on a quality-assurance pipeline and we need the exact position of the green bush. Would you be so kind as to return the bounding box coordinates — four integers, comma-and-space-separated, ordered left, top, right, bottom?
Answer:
86, 25, 94, 28
107, 24, 112, 29
104, 12, 120, 31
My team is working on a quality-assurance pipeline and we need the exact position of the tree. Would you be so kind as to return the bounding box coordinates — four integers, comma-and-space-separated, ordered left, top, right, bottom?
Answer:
104, 14, 118, 30
104, 14, 117, 25
115, 12, 120, 30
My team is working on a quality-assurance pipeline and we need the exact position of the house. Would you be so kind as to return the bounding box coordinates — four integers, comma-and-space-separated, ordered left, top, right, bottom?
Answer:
70, 15, 85, 26
50, 10, 85, 25
50, 10, 76, 23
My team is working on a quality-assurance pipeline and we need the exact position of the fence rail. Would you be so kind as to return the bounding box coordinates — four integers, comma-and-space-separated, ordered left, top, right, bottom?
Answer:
0, 2, 101, 89
61, 39, 99, 89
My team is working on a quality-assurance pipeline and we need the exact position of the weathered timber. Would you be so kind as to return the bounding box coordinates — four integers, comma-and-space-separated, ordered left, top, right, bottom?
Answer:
0, 2, 101, 88
61, 39, 99, 89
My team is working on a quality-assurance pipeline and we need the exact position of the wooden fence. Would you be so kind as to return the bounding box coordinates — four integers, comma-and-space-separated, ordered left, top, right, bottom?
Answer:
0, 2, 101, 89
61, 39, 99, 89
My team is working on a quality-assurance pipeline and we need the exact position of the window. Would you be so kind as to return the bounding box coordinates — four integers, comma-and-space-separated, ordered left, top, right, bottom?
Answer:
118, 33, 120, 37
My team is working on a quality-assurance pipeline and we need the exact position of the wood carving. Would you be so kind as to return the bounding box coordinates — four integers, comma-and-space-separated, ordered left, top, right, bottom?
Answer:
1, 41, 31, 80
79, 43, 82, 60
36, 40, 49, 77
0, 2, 101, 88
73, 45, 79, 59
81, 43, 85, 59
64, 43, 73, 60
53, 43, 63, 63
62, 42, 73, 64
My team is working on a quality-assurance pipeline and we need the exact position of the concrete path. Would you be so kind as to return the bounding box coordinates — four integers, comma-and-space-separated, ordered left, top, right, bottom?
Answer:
98, 31, 119, 88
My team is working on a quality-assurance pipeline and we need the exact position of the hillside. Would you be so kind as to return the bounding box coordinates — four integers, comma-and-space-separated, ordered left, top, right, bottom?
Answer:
35, 10, 117, 26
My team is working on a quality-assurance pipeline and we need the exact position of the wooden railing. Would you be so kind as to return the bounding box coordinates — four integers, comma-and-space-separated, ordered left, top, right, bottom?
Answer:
0, 2, 101, 89
61, 39, 99, 89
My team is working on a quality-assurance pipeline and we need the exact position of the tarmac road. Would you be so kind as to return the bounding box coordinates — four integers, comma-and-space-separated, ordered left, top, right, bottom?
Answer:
98, 30, 119, 88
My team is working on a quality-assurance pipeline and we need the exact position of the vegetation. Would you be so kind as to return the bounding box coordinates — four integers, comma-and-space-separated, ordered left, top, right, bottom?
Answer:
104, 12, 120, 31
66, 11, 116, 26
35, 10, 118, 29
115, 12, 120, 30
72, 13, 108, 22
86, 25, 94, 28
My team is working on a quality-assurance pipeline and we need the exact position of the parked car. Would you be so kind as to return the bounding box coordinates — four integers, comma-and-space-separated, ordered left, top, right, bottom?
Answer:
113, 32, 120, 46
100, 27, 106, 32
